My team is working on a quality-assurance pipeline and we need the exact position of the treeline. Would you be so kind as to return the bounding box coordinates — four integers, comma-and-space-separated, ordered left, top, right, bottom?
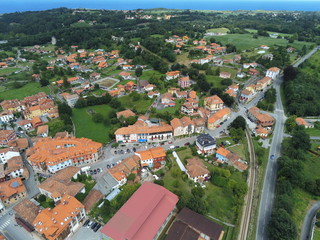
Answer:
283, 65, 320, 116
268, 127, 311, 240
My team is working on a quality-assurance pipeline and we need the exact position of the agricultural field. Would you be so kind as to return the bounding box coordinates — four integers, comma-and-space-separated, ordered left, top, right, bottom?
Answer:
211, 34, 313, 51
0, 82, 50, 100
96, 78, 118, 89
207, 28, 230, 33
118, 93, 154, 114
0, 67, 22, 76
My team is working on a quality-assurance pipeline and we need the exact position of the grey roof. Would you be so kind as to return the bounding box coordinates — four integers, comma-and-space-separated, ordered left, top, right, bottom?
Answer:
94, 171, 118, 195
196, 134, 216, 148
106, 188, 121, 201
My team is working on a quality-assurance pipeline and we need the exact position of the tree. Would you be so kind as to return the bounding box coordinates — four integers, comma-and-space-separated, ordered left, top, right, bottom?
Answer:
94, 83, 100, 90
290, 128, 311, 151
127, 173, 136, 181
135, 67, 143, 78
92, 113, 103, 123
63, 77, 70, 88
285, 115, 297, 133
191, 187, 205, 198
229, 127, 245, 142
268, 208, 297, 240
9, 122, 16, 130
229, 116, 246, 130
40, 78, 49, 87
186, 197, 208, 215
1, 122, 8, 130
283, 65, 298, 82
38, 194, 46, 202
58, 102, 72, 116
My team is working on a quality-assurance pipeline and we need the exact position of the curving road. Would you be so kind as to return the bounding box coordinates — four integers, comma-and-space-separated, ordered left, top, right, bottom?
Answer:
301, 201, 320, 240
256, 46, 319, 240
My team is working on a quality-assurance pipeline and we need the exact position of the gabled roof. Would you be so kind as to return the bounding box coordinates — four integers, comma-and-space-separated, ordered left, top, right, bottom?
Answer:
100, 182, 178, 240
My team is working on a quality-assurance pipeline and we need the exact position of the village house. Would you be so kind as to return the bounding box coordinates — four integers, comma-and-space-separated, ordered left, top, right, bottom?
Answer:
0, 111, 14, 123
239, 89, 255, 103
27, 137, 103, 174
119, 71, 135, 80
0, 147, 20, 164
256, 77, 272, 91
166, 208, 224, 240
60, 92, 79, 107
0, 178, 26, 206
166, 71, 180, 80
116, 109, 136, 119
0, 99, 25, 112
196, 134, 216, 155
161, 93, 174, 106
256, 126, 269, 138
178, 76, 191, 88
296, 117, 314, 128
101, 182, 178, 240
4, 156, 26, 180
90, 72, 101, 80
266, 67, 280, 79
16, 120, 32, 131
13, 199, 41, 232
37, 125, 49, 137
8, 138, 28, 151
186, 158, 210, 182
249, 68, 260, 76
170, 116, 195, 137
207, 108, 231, 130
114, 124, 173, 143
38, 167, 84, 202
108, 155, 140, 187
247, 107, 275, 127
216, 147, 248, 171
193, 118, 206, 133
0, 130, 17, 147
135, 147, 166, 169
33, 195, 86, 240
219, 72, 232, 79
204, 95, 224, 112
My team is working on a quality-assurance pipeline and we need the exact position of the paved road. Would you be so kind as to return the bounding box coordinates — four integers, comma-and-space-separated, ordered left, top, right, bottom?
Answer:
256, 46, 319, 240
301, 201, 320, 240
0, 210, 34, 240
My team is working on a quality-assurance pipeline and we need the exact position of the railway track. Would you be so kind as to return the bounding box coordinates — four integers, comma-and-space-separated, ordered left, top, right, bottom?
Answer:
237, 129, 257, 240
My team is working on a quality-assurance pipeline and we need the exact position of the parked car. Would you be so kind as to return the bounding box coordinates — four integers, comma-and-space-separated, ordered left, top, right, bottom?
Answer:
184, 142, 190, 146
83, 219, 90, 227
87, 221, 92, 228
93, 223, 101, 232
93, 169, 97, 174
169, 145, 175, 149
133, 147, 136, 152
114, 151, 117, 154
97, 168, 101, 173
216, 125, 221, 128
107, 164, 111, 169
127, 149, 130, 153
91, 222, 98, 230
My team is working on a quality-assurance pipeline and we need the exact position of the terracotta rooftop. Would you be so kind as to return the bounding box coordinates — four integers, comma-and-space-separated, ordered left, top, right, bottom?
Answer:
38, 167, 84, 197
13, 199, 41, 226
208, 108, 231, 124
83, 189, 103, 212
0, 178, 26, 202
115, 124, 173, 136
205, 95, 224, 105
186, 158, 210, 179
116, 109, 136, 119
8, 138, 28, 149
33, 195, 84, 240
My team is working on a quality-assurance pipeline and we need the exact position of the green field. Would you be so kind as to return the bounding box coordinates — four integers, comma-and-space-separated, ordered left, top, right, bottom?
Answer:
245, 29, 293, 37
118, 93, 154, 114
0, 67, 21, 76
211, 34, 313, 51
140, 70, 163, 81
156, 99, 184, 114
163, 152, 238, 223
207, 28, 230, 33
300, 50, 320, 75
228, 144, 247, 160
0, 82, 50, 100
314, 226, 320, 240
72, 105, 113, 144
305, 127, 320, 137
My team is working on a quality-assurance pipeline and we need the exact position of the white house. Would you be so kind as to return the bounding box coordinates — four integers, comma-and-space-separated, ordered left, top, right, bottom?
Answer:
0, 148, 20, 164
266, 67, 280, 79
17, 120, 33, 131
0, 111, 14, 123
196, 134, 216, 155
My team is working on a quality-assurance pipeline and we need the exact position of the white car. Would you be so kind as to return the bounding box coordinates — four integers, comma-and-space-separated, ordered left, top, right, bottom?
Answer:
169, 145, 175, 149
153, 175, 159, 180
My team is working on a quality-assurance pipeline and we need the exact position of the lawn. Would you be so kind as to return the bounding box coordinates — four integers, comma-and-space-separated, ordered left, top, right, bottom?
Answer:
302, 153, 320, 182
140, 70, 163, 81
118, 93, 154, 114
0, 67, 21, 76
167, 148, 244, 223
227, 143, 247, 160
300, 51, 320, 75
72, 105, 114, 144
175, 51, 192, 65
305, 127, 320, 137
245, 29, 293, 37
0, 82, 50, 100
207, 28, 230, 33
211, 34, 313, 51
